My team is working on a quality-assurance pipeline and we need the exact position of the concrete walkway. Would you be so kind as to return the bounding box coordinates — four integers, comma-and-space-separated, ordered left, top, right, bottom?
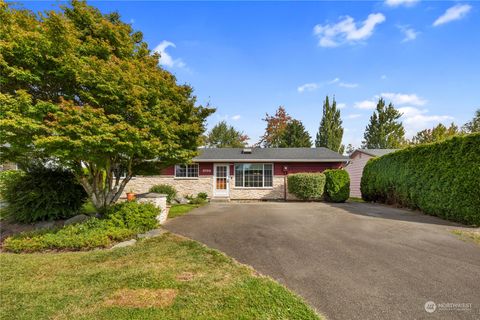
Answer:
165, 202, 480, 320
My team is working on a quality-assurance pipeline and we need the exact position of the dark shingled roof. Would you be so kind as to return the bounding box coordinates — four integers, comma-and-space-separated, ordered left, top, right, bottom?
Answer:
355, 149, 398, 157
193, 148, 348, 162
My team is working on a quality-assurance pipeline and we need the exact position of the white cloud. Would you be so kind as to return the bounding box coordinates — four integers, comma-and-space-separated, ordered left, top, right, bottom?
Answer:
385, 0, 419, 7
339, 82, 359, 88
298, 78, 358, 93
399, 106, 454, 137
328, 78, 340, 84
355, 92, 427, 110
380, 92, 427, 106
433, 4, 472, 27
337, 103, 347, 109
397, 25, 419, 42
231, 115, 241, 121
153, 40, 186, 68
297, 83, 320, 93
347, 113, 362, 119
354, 100, 377, 110
313, 13, 386, 47
381, 75, 387, 80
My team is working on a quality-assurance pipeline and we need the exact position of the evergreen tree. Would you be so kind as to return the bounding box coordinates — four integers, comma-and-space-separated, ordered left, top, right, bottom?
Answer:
278, 120, 312, 147
205, 121, 249, 148
462, 109, 480, 133
362, 98, 405, 148
315, 96, 344, 153
412, 123, 459, 144
345, 144, 355, 155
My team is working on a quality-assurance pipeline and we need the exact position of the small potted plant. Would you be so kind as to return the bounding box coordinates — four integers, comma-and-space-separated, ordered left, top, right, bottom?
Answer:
126, 189, 136, 201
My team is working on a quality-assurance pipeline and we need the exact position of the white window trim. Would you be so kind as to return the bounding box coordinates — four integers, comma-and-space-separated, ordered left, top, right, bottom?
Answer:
174, 163, 199, 179
234, 163, 274, 189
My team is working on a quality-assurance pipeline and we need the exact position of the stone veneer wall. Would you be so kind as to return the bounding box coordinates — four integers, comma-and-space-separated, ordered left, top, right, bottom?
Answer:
124, 176, 213, 198
125, 175, 298, 200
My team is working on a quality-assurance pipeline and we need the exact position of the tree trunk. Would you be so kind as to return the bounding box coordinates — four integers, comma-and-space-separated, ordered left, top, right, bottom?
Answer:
77, 160, 133, 213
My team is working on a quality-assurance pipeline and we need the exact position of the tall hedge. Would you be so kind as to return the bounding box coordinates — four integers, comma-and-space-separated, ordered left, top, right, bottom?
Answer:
324, 169, 350, 203
287, 173, 325, 200
361, 134, 480, 225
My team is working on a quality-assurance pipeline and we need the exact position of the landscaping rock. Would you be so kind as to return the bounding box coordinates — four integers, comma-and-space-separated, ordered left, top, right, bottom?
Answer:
137, 228, 167, 239
64, 214, 89, 226
111, 239, 137, 249
174, 197, 189, 204
34, 221, 55, 230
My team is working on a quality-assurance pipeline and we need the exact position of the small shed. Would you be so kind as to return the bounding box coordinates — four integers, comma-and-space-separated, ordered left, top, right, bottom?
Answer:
345, 149, 397, 198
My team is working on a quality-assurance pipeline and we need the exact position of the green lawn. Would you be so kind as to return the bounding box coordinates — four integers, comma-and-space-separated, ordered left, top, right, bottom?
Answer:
0, 234, 321, 320
168, 204, 204, 219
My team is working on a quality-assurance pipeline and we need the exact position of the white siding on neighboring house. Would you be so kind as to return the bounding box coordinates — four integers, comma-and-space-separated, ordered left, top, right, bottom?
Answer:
345, 152, 374, 198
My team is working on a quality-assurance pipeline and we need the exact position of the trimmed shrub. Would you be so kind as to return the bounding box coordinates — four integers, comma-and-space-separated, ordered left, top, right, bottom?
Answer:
361, 134, 480, 225
106, 201, 159, 232
3, 202, 159, 253
197, 192, 208, 201
149, 184, 177, 204
1, 167, 87, 223
324, 169, 350, 203
186, 193, 208, 205
287, 173, 326, 200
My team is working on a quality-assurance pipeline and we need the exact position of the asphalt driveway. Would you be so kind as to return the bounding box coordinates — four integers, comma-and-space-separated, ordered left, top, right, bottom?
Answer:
165, 202, 480, 320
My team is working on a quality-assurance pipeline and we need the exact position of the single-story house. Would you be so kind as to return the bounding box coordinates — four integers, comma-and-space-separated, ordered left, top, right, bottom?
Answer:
126, 147, 348, 201
345, 149, 397, 198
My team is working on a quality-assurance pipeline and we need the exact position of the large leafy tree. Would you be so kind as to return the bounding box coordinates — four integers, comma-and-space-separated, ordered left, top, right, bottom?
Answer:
462, 109, 480, 133
315, 96, 344, 153
278, 120, 312, 148
258, 106, 292, 147
412, 123, 459, 144
0, 1, 214, 210
205, 121, 249, 148
362, 98, 405, 148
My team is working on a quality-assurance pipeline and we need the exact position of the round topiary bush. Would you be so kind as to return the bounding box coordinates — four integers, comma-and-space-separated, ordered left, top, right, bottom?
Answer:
287, 173, 326, 200
324, 169, 350, 203
1, 166, 88, 223
149, 184, 177, 204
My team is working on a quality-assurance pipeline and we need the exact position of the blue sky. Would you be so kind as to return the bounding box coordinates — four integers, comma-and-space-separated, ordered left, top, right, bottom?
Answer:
20, 1, 480, 147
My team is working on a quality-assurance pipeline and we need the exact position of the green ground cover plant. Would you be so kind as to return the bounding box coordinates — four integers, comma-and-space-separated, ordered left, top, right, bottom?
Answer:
3, 202, 159, 253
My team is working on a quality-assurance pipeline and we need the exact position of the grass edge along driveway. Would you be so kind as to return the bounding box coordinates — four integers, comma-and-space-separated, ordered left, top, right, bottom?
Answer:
0, 233, 322, 320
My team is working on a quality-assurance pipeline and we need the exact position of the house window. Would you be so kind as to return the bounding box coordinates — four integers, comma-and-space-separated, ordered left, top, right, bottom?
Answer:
175, 164, 199, 178
234, 163, 273, 188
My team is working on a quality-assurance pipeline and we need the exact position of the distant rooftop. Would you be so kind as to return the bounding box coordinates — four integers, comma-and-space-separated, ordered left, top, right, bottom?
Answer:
354, 149, 398, 157
194, 148, 348, 162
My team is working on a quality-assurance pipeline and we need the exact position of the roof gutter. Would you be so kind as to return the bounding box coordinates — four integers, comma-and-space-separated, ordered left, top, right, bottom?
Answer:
192, 159, 349, 162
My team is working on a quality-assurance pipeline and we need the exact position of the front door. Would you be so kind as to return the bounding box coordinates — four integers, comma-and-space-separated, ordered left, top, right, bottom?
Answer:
213, 164, 229, 197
